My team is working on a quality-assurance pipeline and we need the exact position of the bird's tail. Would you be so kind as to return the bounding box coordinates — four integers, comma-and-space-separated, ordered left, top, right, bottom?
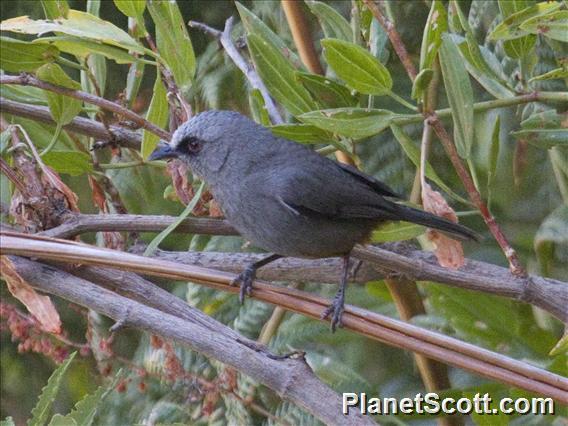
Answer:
390, 204, 481, 241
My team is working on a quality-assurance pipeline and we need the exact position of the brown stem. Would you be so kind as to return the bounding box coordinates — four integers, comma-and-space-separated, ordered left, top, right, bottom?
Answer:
361, 0, 417, 80
1, 74, 170, 141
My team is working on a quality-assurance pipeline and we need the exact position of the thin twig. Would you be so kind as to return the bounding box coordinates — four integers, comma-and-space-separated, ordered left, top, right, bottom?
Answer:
189, 17, 283, 124
1, 74, 170, 140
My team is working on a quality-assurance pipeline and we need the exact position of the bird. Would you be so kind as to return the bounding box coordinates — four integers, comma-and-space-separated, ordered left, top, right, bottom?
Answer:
149, 110, 478, 331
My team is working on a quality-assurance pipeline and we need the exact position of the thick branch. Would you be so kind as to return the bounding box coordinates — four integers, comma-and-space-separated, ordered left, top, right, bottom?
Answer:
0, 97, 142, 150
7, 256, 370, 426
1, 74, 170, 140
131, 247, 382, 284
352, 244, 568, 323
1, 232, 567, 402
189, 17, 283, 124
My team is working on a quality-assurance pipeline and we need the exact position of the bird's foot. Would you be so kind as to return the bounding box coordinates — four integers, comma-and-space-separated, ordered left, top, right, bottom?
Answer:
321, 294, 345, 333
231, 266, 256, 303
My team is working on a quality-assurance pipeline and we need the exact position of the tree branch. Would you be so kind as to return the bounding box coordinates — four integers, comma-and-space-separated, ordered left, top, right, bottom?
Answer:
0, 97, 142, 150
1, 74, 170, 140
1, 232, 567, 403
6, 256, 371, 426
189, 17, 284, 124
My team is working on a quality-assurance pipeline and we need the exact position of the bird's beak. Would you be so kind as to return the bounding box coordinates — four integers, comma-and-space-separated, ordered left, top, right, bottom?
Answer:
148, 141, 178, 161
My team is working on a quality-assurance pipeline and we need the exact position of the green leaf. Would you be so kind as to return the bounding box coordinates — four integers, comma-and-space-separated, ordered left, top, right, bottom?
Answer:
34, 37, 136, 64
322, 38, 392, 95
499, 0, 536, 59
390, 123, 470, 205
0, 128, 11, 156
0, 37, 59, 72
247, 33, 317, 116
141, 76, 168, 160
529, 66, 568, 82
0, 85, 47, 105
371, 221, 425, 243
28, 352, 77, 426
0, 10, 145, 54
411, 68, 434, 101
248, 88, 271, 127
145, 181, 205, 256
41, 0, 69, 19
147, 0, 195, 94
439, 34, 474, 159
521, 109, 566, 129
296, 71, 357, 108
306, 1, 352, 41
520, 10, 568, 43
42, 151, 93, 176
489, 1, 561, 41
534, 205, 568, 276
53, 370, 122, 426
511, 129, 568, 148
236, 2, 302, 69
113, 0, 146, 18
299, 108, 394, 139
419, 0, 447, 71
270, 123, 332, 144
35, 63, 82, 125
125, 60, 145, 108
449, 34, 514, 99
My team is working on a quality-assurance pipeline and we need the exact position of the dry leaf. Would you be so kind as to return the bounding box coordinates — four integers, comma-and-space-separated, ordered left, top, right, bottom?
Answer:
1, 256, 62, 334
167, 159, 192, 205
421, 183, 464, 269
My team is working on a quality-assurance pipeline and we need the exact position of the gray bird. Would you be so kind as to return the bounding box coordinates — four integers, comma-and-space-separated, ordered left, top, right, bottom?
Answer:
149, 110, 478, 330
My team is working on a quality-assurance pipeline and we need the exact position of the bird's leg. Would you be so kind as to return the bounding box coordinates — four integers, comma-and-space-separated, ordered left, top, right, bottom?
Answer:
322, 255, 351, 332
232, 253, 283, 303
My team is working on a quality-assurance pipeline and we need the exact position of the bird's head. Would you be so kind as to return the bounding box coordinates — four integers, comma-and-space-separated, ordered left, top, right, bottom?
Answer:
149, 110, 261, 180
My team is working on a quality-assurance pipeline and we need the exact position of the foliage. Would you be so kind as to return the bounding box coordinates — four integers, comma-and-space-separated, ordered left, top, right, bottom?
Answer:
1, 0, 566, 425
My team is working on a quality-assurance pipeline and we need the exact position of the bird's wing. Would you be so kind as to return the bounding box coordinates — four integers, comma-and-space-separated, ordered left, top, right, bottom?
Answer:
335, 162, 401, 198
270, 164, 399, 221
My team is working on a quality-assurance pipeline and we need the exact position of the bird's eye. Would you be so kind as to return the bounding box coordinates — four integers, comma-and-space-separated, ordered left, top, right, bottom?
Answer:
182, 136, 202, 154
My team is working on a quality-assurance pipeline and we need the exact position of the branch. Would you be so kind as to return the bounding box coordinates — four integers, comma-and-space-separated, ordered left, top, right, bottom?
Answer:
0, 74, 170, 141
0, 97, 142, 150
40, 212, 238, 239
189, 17, 284, 124
361, 0, 417, 80
32, 214, 567, 322
131, 247, 382, 284
6, 256, 371, 426
1, 232, 567, 403
362, 0, 525, 276
352, 244, 568, 323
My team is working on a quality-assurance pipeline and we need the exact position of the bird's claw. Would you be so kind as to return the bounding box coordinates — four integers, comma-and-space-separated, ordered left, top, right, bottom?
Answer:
321, 297, 344, 333
231, 267, 256, 304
